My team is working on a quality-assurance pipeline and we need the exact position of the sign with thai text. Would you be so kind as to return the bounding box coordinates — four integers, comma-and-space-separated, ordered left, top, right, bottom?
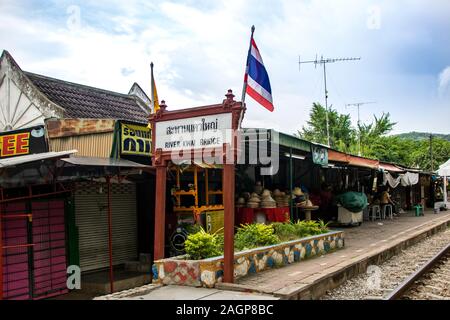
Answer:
0, 126, 47, 159
155, 113, 232, 152
121, 122, 152, 156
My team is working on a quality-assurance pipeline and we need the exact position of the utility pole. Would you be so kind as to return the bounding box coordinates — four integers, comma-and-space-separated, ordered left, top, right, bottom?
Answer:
299, 55, 361, 147
345, 101, 376, 156
430, 133, 434, 172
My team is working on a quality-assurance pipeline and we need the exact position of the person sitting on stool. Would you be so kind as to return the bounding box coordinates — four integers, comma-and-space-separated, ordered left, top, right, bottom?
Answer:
381, 187, 397, 216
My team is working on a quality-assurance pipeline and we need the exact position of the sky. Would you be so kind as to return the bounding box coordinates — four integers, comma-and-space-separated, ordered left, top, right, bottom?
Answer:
1, 0, 449, 135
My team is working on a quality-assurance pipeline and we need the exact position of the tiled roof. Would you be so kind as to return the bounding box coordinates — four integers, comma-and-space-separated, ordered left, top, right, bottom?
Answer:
25, 71, 149, 123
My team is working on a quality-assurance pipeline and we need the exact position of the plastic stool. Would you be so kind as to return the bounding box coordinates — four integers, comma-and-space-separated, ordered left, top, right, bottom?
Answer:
369, 205, 382, 221
383, 205, 393, 220
414, 205, 424, 217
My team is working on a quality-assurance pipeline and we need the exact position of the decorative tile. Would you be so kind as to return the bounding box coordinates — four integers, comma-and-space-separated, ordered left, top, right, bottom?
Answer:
152, 231, 344, 287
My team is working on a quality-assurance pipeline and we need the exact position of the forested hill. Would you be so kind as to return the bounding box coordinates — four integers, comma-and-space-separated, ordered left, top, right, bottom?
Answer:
395, 132, 450, 141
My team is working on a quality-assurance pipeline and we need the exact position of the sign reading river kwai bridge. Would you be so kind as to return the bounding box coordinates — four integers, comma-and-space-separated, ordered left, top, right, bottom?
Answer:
154, 113, 232, 152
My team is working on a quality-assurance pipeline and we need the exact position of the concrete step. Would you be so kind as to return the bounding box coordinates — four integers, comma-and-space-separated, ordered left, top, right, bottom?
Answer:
81, 271, 152, 295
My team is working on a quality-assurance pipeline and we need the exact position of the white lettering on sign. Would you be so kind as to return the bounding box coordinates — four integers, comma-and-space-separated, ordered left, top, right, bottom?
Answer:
155, 113, 232, 151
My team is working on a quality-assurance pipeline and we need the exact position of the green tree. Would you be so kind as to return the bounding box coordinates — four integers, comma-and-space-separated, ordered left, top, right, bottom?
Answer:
297, 103, 356, 151
358, 113, 397, 156
296, 102, 449, 171
410, 138, 450, 171
362, 136, 414, 166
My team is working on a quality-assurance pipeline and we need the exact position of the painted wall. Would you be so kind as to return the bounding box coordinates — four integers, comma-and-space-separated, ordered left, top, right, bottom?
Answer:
153, 230, 344, 288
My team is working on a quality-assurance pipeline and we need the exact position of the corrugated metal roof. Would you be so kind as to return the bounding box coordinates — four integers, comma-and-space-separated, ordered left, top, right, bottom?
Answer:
348, 156, 379, 169
61, 156, 148, 168
379, 162, 405, 173
275, 130, 311, 152
0, 150, 77, 168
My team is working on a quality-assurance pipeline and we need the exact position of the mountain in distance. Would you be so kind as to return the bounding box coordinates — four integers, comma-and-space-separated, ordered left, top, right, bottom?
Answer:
395, 131, 450, 141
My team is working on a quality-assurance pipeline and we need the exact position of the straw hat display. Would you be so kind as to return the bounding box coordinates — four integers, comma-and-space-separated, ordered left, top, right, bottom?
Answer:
275, 191, 290, 208
236, 197, 246, 208
273, 190, 284, 206
247, 194, 261, 208
273, 189, 282, 197
293, 187, 304, 196
250, 192, 261, 199
260, 192, 276, 208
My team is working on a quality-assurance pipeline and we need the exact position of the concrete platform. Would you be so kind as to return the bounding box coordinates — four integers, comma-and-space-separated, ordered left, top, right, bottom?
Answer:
125, 285, 279, 300
217, 210, 450, 300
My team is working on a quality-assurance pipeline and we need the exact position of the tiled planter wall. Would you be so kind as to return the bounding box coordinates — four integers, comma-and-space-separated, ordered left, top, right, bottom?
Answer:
152, 230, 344, 288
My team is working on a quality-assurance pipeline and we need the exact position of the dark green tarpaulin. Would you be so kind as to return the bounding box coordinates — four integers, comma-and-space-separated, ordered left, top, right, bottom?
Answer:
335, 192, 368, 213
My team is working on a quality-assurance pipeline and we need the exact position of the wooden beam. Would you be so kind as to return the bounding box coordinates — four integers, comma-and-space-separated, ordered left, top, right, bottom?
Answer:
154, 166, 167, 260
223, 163, 235, 283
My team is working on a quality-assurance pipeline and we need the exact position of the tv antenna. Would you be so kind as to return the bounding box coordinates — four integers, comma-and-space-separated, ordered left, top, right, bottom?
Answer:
345, 101, 377, 156
299, 55, 361, 147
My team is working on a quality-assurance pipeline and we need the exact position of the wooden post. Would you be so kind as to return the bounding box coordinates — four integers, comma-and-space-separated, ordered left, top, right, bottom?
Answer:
223, 163, 235, 283
154, 166, 167, 260
205, 169, 209, 206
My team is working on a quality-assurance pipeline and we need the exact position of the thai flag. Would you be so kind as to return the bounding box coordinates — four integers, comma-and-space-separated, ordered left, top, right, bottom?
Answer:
244, 37, 274, 112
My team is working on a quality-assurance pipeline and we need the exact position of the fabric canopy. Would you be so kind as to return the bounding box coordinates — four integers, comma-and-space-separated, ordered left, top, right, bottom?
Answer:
438, 159, 450, 177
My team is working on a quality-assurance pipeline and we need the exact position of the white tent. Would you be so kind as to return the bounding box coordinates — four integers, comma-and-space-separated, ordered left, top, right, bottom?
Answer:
437, 159, 450, 176
437, 159, 450, 207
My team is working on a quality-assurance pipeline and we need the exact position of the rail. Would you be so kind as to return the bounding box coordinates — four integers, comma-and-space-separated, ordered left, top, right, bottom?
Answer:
384, 242, 450, 300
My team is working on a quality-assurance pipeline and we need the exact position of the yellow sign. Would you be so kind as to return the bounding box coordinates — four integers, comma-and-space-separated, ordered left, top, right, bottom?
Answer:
121, 123, 152, 156
0, 132, 30, 157
205, 210, 224, 234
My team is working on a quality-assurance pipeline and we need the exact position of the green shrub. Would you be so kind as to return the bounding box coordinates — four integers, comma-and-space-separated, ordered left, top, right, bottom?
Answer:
293, 220, 329, 238
184, 221, 330, 260
184, 228, 222, 260
185, 223, 202, 234
234, 223, 280, 251
272, 222, 298, 242
316, 219, 330, 233
215, 232, 224, 252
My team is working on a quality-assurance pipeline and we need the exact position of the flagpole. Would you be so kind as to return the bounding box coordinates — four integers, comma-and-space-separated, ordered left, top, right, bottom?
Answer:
150, 62, 155, 112
239, 25, 255, 129
241, 25, 255, 105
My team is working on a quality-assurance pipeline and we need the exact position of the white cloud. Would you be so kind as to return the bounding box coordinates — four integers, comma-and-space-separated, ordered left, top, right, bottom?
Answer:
1, 0, 449, 135
438, 66, 450, 96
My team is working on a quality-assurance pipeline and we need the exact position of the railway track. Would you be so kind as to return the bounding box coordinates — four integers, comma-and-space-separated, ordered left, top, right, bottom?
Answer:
322, 229, 450, 300
384, 243, 450, 300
